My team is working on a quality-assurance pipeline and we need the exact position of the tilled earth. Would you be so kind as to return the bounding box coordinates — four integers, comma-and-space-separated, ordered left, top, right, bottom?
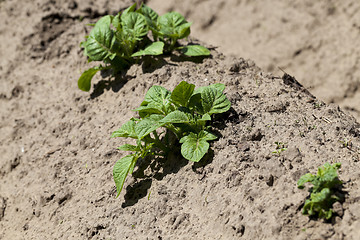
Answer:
1, 0, 360, 239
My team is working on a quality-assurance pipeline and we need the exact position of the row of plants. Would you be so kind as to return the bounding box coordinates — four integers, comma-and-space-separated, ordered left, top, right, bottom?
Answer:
77, 4, 346, 222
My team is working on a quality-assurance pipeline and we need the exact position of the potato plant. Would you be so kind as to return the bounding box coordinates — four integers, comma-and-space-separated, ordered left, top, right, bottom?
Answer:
111, 81, 231, 197
297, 162, 343, 220
78, 3, 210, 92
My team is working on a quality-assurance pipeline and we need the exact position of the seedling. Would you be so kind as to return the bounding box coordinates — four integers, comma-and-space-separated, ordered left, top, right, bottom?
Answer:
272, 141, 287, 156
78, 3, 211, 92
112, 81, 231, 197
297, 162, 343, 220
313, 102, 324, 109
339, 138, 352, 149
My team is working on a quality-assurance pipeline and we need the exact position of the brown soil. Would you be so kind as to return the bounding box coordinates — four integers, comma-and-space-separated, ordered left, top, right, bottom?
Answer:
148, 0, 360, 122
1, 0, 360, 239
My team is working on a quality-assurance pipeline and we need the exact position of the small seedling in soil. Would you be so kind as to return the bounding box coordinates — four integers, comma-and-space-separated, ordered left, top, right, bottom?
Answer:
272, 141, 287, 156
297, 162, 343, 220
339, 138, 352, 149
313, 102, 324, 109
111, 81, 231, 197
78, 3, 210, 92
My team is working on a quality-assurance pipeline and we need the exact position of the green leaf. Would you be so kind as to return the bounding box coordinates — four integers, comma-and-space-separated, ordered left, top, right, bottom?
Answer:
121, 12, 149, 39
112, 14, 121, 31
211, 83, 226, 93
160, 110, 192, 124
177, 22, 192, 39
303, 188, 333, 219
80, 40, 88, 56
131, 41, 164, 57
193, 83, 225, 95
201, 87, 231, 115
77, 67, 100, 91
158, 12, 191, 39
134, 103, 164, 117
201, 113, 211, 121
170, 81, 195, 107
323, 209, 333, 220
142, 85, 171, 114
113, 155, 137, 198
135, 114, 164, 139
128, 157, 137, 174
117, 144, 140, 151
188, 93, 202, 112
311, 188, 331, 203
112, 120, 137, 139
190, 84, 225, 112
84, 15, 118, 61
138, 4, 159, 29
202, 130, 218, 141
194, 113, 212, 128
123, 3, 137, 15
178, 45, 211, 56
144, 85, 171, 104
312, 162, 342, 192
180, 132, 210, 162
138, 4, 158, 21
297, 173, 314, 189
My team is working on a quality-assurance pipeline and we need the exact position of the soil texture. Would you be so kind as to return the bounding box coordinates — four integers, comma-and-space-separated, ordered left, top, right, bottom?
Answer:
1, 0, 360, 239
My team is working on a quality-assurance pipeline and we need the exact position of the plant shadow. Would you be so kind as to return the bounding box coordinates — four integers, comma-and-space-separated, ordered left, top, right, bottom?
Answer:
121, 145, 214, 208
88, 56, 174, 99
88, 51, 210, 99
121, 178, 152, 208
90, 70, 134, 99
140, 56, 175, 74
211, 107, 242, 131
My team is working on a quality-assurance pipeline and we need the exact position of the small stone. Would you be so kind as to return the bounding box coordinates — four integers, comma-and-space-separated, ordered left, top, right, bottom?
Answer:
266, 175, 274, 187
237, 142, 250, 152
332, 202, 343, 217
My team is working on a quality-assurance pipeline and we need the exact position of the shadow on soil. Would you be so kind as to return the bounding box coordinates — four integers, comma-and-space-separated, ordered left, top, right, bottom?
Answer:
89, 55, 210, 99
121, 150, 189, 208
121, 140, 215, 208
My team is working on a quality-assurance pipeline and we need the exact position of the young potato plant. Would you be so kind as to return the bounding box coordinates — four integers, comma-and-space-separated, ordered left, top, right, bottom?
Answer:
78, 3, 211, 92
297, 162, 343, 220
272, 141, 287, 156
111, 81, 231, 197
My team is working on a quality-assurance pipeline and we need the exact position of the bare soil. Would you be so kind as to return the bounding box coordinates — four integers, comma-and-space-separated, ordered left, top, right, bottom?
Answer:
1, 0, 360, 239
148, 0, 360, 121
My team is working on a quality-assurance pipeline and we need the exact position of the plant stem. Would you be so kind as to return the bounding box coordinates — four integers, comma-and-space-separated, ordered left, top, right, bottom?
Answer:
165, 124, 182, 140
169, 37, 177, 51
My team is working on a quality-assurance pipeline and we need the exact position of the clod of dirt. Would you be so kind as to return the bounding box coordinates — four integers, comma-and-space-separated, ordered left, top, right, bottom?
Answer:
11, 85, 24, 98
0, 197, 6, 220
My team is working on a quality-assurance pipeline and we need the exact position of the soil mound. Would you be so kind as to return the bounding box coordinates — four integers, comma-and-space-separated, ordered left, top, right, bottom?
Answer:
1, 1, 360, 239
148, 0, 360, 122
